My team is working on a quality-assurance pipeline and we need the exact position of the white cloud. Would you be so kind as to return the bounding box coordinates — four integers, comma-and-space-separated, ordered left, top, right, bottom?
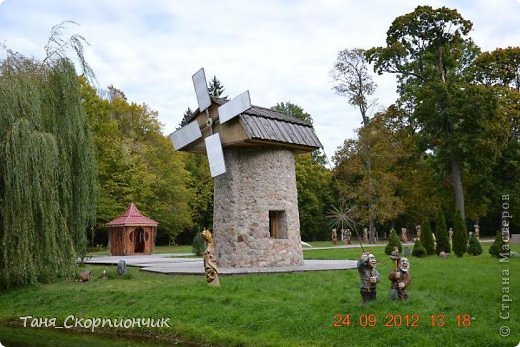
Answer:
1, 0, 518, 159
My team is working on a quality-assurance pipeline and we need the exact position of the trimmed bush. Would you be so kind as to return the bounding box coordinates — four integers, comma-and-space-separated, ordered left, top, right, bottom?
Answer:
435, 208, 450, 254
467, 234, 483, 256
452, 210, 468, 257
385, 228, 403, 255
489, 230, 508, 257
192, 231, 205, 256
420, 220, 435, 255
412, 239, 427, 257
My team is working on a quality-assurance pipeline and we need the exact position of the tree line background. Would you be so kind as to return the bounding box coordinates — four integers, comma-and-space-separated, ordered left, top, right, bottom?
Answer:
1, 7, 518, 289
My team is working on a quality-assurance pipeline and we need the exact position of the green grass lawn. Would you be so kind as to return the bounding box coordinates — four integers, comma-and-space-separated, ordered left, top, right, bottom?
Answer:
1, 244, 519, 346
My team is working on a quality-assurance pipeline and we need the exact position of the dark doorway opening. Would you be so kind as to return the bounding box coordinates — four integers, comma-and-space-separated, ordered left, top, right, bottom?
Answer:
134, 227, 145, 253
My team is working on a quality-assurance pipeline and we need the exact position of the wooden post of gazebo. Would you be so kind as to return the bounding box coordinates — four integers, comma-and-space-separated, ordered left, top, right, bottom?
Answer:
107, 203, 158, 256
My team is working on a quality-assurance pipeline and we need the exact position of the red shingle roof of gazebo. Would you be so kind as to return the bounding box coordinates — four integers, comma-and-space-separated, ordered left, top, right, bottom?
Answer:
106, 203, 158, 227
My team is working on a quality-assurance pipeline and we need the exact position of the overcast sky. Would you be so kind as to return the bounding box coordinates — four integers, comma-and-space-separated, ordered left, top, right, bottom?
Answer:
1, 0, 519, 159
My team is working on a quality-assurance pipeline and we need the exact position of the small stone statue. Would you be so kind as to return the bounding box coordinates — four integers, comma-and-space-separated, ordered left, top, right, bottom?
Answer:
345, 229, 352, 245
474, 224, 480, 240
448, 227, 453, 242
331, 229, 338, 245
363, 228, 368, 243
401, 227, 408, 243
202, 228, 220, 287
117, 260, 127, 276
357, 252, 380, 304
415, 225, 421, 241
389, 257, 411, 301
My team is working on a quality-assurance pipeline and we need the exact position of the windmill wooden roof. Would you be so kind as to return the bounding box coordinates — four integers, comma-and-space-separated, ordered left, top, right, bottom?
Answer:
107, 203, 158, 227
181, 98, 323, 153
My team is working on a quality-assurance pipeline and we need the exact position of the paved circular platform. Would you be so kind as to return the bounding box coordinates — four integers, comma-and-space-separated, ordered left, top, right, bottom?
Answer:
84, 253, 357, 275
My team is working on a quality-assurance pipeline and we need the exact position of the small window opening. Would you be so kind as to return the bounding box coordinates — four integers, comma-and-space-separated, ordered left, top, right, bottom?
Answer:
269, 210, 287, 239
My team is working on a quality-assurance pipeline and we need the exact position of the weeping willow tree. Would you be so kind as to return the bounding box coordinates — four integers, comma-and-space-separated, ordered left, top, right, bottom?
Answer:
0, 23, 96, 289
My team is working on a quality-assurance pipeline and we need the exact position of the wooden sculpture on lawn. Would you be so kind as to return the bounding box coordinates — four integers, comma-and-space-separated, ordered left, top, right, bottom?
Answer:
202, 228, 220, 287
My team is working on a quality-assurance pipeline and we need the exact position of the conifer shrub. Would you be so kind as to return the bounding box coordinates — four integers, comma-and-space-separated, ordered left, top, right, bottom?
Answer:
489, 230, 508, 258
420, 220, 435, 255
385, 228, 402, 255
452, 210, 468, 257
192, 232, 206, 256
435, 208, 450, 254
467, 234, 483, 256
412, 239, 427, 257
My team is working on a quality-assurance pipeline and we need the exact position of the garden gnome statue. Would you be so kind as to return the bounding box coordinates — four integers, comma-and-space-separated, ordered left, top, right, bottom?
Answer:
331, 228, 338, 245
415, 225, 421, 241
201, 228, 220, 287
474, 224, 480, 240
357, 253, 380, 304
389, 257, 411, 301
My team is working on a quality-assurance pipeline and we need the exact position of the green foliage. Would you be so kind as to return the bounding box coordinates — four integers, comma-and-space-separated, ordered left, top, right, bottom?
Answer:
452, 210, 468, 257
0, 45, 96, 288
184, 153, 214, 230
80, 80, 193, 245
192, 232, 205, 256
489, 230, 507, 257
331, 48, 376, 126
333, 115, 405, 227
208, 75, 227, 99
467, 234, 483, 256
420, 220, 435, 255
295, 154, 333, 241
384, 229, 402, 255
272, 102, 333, 241
366, 6, 509, 220
435, 209, 451, 254
411, 239, 427, 257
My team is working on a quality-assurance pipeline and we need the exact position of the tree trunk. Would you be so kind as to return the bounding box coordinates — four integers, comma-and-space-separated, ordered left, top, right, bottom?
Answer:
451, 158, 465, 220
367, 148, 376, 244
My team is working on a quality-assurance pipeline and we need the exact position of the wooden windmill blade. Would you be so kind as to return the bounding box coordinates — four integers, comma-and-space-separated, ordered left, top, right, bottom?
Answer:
169, 67, 253, 178
218, 90, 251, 124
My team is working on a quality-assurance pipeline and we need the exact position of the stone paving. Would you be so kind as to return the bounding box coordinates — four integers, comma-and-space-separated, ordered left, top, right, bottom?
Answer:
83, 240, 494, 276
84, 253, 357, 275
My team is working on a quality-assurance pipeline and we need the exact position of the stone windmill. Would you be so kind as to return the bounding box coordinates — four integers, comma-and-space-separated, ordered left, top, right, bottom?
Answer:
170, 68, 322, 268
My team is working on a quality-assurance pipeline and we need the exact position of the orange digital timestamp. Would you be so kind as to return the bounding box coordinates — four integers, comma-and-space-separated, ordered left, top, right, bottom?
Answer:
332, 313, 472, 328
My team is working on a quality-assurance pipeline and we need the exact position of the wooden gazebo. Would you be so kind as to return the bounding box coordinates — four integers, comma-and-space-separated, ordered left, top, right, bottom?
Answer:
107, 203, 158, 256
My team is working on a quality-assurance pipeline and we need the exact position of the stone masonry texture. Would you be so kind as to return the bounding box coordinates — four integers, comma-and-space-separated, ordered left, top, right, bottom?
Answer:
213, 148, 304, 267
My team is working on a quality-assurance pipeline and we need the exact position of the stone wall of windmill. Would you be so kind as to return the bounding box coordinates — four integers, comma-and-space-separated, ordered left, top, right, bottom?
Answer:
170, 68, 323, 269
213, 148, 303, 267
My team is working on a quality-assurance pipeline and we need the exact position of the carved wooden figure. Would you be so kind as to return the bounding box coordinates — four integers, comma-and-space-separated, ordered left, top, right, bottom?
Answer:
202, 229, 220, 287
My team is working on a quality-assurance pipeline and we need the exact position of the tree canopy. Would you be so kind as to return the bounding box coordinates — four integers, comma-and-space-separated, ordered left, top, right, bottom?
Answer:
0, 41, 96, 288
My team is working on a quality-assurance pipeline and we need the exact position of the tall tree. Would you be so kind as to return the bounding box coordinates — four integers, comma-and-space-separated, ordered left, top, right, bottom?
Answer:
452, 209, 468, 257
179, 107, 194, 128
435, 208, 451, 254
472, 47, 520, 233
81, 80, 193, 245
272, 102, 333, 240
0, 25, 96, 288
208, 75, 227, 99
366, 6, 506, 220
333, 115, 405, 232
331, 49, 378, 242
272, 101, 327, 165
